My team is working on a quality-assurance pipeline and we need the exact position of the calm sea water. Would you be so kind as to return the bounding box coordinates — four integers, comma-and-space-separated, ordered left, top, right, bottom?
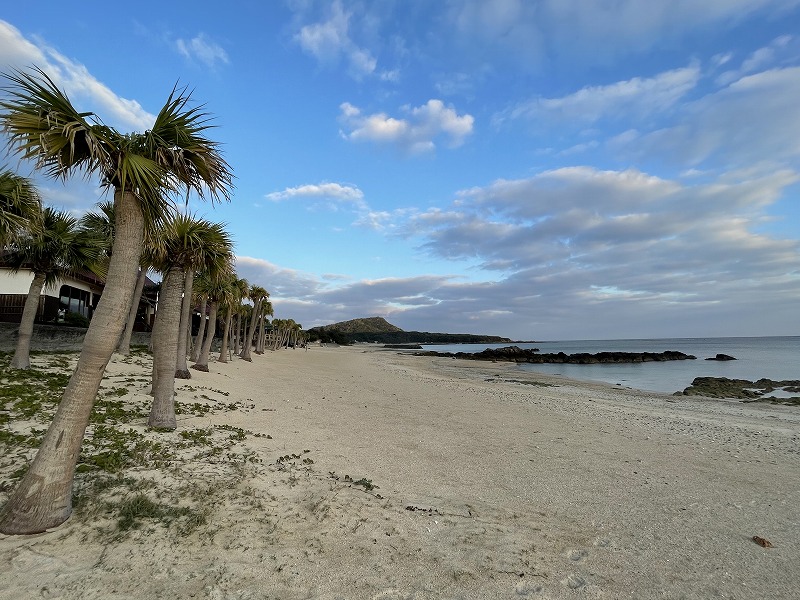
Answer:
420, 336, 800, 394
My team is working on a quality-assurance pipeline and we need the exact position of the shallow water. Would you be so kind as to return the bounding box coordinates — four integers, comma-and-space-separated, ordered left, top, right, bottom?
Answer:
421, 336, 800, 394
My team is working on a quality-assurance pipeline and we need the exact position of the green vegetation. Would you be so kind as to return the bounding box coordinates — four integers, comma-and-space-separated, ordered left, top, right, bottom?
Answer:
0, 350, 260, 539
63, 311, 90, 328
307, 316, 513, 345
115, 493, 208, 533
680, 377, 800, 404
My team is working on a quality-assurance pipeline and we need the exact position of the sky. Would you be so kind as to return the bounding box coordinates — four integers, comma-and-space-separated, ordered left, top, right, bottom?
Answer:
1, 1, 799, 340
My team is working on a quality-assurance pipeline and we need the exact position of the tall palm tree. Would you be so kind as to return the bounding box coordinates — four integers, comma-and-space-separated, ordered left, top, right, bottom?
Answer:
0, 169, 41, 245
0, 67, 232, 535
7, 206, 104, 369
192, 261, 234, 371
239, 285, 268, 361
232, 277, 250, 355
187, 275, 207, 366
148, 215, 232, 428
255, 299, 274, 353
216, 274, 243, 363
79, 200, 147, 355
177, 272, 200, 378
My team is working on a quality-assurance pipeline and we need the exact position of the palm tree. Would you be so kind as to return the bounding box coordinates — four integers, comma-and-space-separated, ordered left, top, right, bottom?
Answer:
177, 272, 200, 378
216, 274, 240, 363
7, 206, 104, 369
192, 262, 234, 372
0, 169, 41, 245
218, 275, 248, 363
187, 276, 207, 366
233, 277, 250, 354
0, 67, 232, 534
79, 200, 144, 355
255, 299, 274, 353
239, 285, 269, 361
147, 215, 232, 427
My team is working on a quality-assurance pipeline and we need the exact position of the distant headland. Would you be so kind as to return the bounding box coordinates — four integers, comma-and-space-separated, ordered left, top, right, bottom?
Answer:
306, 317, 514, 346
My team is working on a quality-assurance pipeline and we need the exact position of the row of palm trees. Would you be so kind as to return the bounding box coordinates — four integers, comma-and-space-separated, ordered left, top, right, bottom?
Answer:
0, 68, 301, 535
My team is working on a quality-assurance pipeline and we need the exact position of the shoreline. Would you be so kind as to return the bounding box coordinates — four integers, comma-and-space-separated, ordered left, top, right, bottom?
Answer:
2, 345, 799, 599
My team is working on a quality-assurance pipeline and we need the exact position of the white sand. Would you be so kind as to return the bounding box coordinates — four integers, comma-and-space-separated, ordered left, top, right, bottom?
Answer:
1, 345, 799, 599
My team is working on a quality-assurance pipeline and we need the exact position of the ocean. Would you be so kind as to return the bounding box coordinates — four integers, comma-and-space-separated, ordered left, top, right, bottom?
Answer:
420, 336, 800, 394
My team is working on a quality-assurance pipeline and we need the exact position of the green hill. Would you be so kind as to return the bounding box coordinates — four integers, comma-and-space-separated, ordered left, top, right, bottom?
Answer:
306, 317, 512, 345
316, 317, 403, 334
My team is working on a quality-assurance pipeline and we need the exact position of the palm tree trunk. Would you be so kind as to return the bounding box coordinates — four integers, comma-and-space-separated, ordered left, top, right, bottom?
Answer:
218, 309, 231, 363
175, 268, 193, 378
10, 271, 47, 370
258, 317, 269, 353
234, 313, 241, 353
239, 300, 260, 361
190, 294, 208, 362
148, 266, 183, 429
0, 189, 143, 535
191, 300, 217, 372
254, 315, 263, 354
117, 267, 147, 355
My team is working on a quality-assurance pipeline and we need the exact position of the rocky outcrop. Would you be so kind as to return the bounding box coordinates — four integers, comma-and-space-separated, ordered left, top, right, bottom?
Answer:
678, 377, 800, 404
414, 345, 696, 364
705, 354, 737, 361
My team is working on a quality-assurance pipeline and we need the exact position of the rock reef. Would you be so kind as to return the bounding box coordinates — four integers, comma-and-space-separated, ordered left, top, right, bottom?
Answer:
414, 345, 697, 364
678, 377, 800, 404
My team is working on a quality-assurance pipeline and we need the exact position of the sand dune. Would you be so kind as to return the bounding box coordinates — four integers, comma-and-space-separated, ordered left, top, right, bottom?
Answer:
1, 345, 798, 599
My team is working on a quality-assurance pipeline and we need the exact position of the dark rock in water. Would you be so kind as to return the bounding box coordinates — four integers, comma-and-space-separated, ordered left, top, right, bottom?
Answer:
679, 377, 800, 404
705, 353, 737, 361
414, 346, 696, 365
384, 344, 423, 349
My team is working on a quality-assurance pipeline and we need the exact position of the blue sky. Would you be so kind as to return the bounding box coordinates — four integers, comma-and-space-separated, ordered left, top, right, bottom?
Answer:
2, 1, 799, 340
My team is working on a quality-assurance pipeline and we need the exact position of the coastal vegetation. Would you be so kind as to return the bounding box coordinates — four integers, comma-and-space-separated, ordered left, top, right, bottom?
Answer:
0, 349, 261, 538
0, 68, 304, 535
307, 316, 513, 345
6, 205, 104, 369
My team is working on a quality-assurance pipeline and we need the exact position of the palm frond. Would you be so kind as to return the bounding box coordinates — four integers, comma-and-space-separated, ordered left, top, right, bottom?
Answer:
0, 67, 111, 181
146, 85, 234, 204
7, 206, 105, 288
0, 169, 42, 244
149, 214, 233, 275
109, 150, 175, 225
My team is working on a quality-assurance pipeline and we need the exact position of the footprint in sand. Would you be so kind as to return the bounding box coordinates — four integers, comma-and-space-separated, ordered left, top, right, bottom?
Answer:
371, 589, 414, 600
562, 574, 587, 589
515, 580, 544, 596
567, 548, 589, 562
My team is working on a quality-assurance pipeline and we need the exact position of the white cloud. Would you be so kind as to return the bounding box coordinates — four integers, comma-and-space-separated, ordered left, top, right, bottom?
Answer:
715, 35, 792, 85
236, 163, 800, 339
294, 0, 378, 79
266, 182, 368, 216
502, 64, 701, 126
234, 256, 324, 301
0, 19, 155, 132
264, 182, 411, 232
446, 0, 800, 68
633, 66, 800, 168
339, 100, 474, 153
266, 182, 365, 204
175, 33, 229, 69
406, 166, 799, 283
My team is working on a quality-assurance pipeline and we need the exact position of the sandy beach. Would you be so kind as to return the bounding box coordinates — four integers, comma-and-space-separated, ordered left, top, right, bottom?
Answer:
1, 345, 799, 599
